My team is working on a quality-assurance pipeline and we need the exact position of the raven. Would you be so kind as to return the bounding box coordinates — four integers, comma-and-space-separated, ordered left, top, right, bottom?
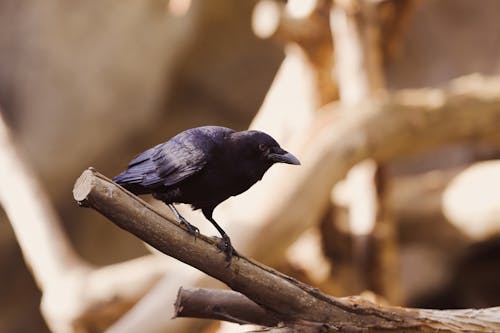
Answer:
113, 126, 300, 263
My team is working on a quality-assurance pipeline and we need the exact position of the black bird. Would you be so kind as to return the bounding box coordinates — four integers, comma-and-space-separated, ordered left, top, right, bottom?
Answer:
113, 126, 300, 263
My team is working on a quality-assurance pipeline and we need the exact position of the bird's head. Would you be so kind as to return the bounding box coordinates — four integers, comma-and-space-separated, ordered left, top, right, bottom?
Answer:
232, 130, 301, 167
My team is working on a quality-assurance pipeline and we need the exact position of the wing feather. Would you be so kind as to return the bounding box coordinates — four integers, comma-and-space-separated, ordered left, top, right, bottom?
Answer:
113, 126, 234, 189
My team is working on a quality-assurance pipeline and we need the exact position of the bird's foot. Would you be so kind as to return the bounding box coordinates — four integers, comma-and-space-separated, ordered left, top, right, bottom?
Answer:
167, 204, 200, 237
217, 234, 239, 266
178, 217, 200, 238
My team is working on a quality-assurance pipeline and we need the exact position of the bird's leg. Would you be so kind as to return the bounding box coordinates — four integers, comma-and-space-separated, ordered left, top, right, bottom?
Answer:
202, 209, 239, 265
218, 231, 238, 263
167, 204, 199, 237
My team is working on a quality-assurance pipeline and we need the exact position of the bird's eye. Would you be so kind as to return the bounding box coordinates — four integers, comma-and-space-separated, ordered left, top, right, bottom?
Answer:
258, 143, 267, 152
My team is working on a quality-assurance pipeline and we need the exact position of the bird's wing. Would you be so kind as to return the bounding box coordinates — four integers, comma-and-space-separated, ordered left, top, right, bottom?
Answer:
147, 137, 209, 186
114, 126, 233, 188
112, 144, 161, 186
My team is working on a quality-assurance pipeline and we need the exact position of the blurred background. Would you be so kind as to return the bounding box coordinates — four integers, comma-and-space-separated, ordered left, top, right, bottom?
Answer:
1, 0, 500, 332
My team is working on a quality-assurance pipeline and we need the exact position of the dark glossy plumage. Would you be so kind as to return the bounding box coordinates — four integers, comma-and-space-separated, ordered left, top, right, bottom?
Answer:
113, 126, 300, 263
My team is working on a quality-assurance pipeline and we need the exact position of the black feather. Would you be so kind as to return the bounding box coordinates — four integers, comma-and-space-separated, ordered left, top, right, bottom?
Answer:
112, 125, 300, 263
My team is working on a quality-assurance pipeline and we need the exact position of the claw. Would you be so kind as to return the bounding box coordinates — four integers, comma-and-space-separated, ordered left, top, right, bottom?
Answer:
179, 217, 200, 238
167, 204, 199, 238
217, 234, 239, 267
199, 209, 239, 267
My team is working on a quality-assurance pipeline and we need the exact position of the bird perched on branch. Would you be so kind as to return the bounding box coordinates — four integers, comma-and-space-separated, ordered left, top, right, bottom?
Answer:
113, 126, 300, 264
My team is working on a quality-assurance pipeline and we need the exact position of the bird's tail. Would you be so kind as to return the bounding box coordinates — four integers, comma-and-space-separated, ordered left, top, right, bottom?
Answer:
113, 146, 158, 195
112, 170, 150, 195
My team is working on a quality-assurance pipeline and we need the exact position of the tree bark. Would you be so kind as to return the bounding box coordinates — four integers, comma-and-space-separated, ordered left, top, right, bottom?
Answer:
73, 168, 500, 332
175, 287, 285, 327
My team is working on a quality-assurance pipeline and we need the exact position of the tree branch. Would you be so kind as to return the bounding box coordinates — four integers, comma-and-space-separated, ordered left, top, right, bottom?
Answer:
331, 0, 400, 303
0, 112, 84, 290
0, 110, 169, 333
73, 168, 500, 332
175, 287, 285, 327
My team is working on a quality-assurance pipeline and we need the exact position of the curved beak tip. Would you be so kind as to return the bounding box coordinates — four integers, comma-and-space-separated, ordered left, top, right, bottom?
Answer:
270, 151, 301, 165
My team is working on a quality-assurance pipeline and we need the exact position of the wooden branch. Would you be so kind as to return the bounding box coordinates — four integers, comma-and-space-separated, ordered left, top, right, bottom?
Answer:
0, 110, 170, 333
331, 0, 400, 303
76, 169, 376, 325
177, 289, 500, 333
253, 0, 337, 106
73, 168, 500, 332
106, 259, 225, 333
331, 0, 385, 103
0, 112, 84, 290
175, 287, 285, 327
442, 161, 500, 239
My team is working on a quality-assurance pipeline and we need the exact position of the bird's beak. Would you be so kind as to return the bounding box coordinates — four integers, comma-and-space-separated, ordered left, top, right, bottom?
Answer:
269, 150, 301, 165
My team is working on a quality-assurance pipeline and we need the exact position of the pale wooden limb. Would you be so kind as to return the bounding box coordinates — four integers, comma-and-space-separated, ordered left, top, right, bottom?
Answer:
42, 255, 169, 333
106, 259, 224, 333
0, 111, 169, 333
253, 0, 338, 106
73, 169, 500, 332
331, 0, 400, 302
378, 0, 421, 60
442, 160, 500, 239
331, 0, 385, 103
0, 112, 85, 290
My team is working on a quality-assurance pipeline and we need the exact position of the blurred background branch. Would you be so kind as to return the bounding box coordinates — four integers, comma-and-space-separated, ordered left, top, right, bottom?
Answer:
1, 0, 500, 332
0, 111, 169, 332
